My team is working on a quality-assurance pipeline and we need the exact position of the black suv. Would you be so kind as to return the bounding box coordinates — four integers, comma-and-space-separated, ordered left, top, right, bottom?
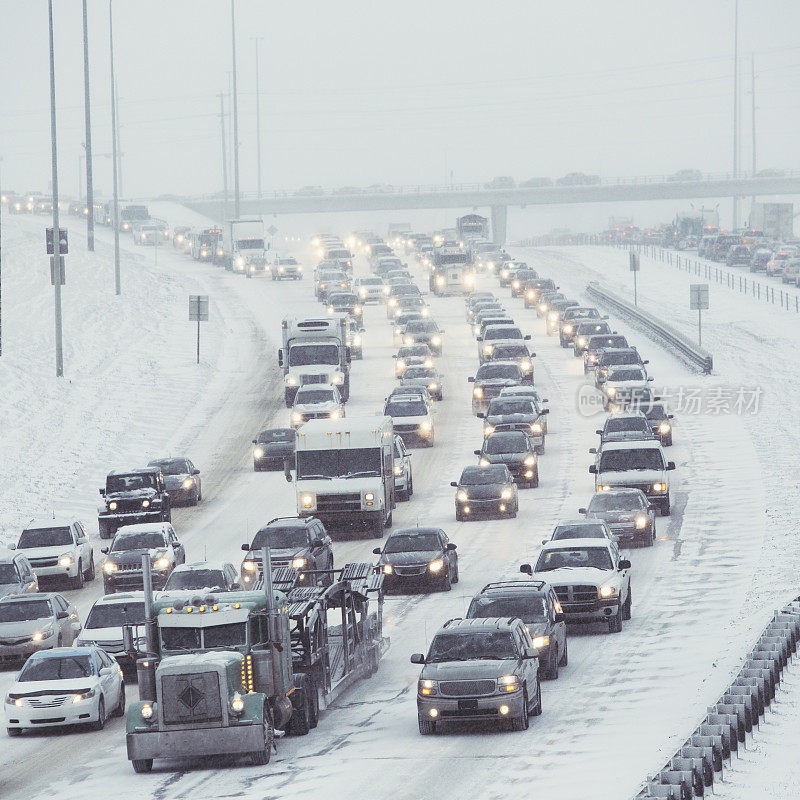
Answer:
240, 517, 333, 588
98, 467, 171, 539
467, 579, 567, 679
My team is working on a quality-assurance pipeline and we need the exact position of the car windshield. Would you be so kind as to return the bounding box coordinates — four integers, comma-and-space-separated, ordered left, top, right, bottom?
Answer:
279, 258, 298, 266
460, 466, 507, 485
392, 285, 420, 296
237, 239, 265, 250
485, 434, 528, 454
589, 336, 627, 350
469, 596, 547, 623
288, 344, 340, 367
148, 459, 189, 475
406, 320, 436, 333
161, 623, 247, 651
19, 655, 93, 681
251, 526, 309, 549
567, 309, 600, 320
296, 448, 381, 479
111, 532, 167, 551
606, 418, 648, 433
602, 352, 639, 366
588, 493, 644, 512
106, 473, 157, 492
359, 277, 382, 285
398, 345, 429, 358
645, 404, 667, 419
85, 601, 146, 628
609, 369, 646, 382
257, 429, 294, 443
329, 294, 356, 305
493, 346, 528, 358
599, 449, 664, 471
578, 323, 611, 334
476, 364, 519, 380
403, 367, 434, 379
0, 600, 52, 622
535, 547, 613, 571
295, 389, 335, 404
383, 533, 441, 553
18, 526, 72, 548
488, 399, 534, 416
385, 399, 428, 417
552, 524, 607, 539
427, 631, 517, 662
485, 327, 522, 340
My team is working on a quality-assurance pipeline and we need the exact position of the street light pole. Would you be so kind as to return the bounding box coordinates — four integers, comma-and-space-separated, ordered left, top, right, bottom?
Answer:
252, 36, 264, 200
231, 0, 241, 218
109, 0, 121, 295
218, 91, 229, 220
732, 0, 739, 230
751, 53, 757, 216
82, 0, 95, 251
47, 0, 64, 377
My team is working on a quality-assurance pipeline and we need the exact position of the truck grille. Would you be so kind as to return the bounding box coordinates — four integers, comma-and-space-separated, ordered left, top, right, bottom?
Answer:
108, 499, 152, 513
554, 585, 599, 603
27, 695, 70, 708
316, 493, 361, 512
439, 680, 496, 697
29, 557, 59, 567
300, 374, 328, 384
161, 672, 223, 725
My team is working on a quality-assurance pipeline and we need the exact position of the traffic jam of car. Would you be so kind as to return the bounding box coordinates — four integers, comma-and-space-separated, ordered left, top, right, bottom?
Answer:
1, 215, 679, 756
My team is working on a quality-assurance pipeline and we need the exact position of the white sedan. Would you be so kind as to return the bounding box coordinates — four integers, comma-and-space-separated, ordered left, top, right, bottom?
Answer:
5, 645, 125, 735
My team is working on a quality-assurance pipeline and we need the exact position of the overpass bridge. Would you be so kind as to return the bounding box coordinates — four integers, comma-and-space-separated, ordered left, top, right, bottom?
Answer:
182, 171, 800, 245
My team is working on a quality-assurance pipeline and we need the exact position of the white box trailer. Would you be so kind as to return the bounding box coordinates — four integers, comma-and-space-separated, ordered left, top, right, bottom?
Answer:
293, 417, 395, 537
224, 218, 268, 275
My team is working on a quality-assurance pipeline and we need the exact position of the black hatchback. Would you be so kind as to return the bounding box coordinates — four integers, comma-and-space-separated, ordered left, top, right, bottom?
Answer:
373, 528, 458, 592
253, 428, 296, 471
451, 464, 518, 521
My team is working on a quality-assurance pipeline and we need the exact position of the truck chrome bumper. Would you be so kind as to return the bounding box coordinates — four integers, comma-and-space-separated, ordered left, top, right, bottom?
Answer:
127, 723, 264, 761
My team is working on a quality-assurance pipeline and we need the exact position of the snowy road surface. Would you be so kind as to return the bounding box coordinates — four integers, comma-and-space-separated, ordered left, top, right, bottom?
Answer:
0, 223, 790, 800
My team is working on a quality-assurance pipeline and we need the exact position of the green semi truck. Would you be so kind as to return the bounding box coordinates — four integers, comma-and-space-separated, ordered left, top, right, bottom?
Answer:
125, 558, 386, 773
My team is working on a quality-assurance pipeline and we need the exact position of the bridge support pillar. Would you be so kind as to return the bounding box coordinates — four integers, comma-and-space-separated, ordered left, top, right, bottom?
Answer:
491, 205, 507, 245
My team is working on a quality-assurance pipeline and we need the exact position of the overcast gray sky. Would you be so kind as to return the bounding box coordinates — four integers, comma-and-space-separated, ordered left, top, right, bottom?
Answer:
1, 0, 797, 202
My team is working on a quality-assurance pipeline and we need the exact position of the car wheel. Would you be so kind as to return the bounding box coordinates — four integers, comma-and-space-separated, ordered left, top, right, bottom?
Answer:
661, 499, 670, 516
559, 638, 568, 667
250, 705, 275, 765
384, 511, 393, 528
642, 527, 654, 547
371, 517, 384, 538
7, 728, 21, 737
408, 476, 414, 498
451, 561, 459, 584
103, 582, 115, 595
440, 573, 452, 592
85, 557, 96, 581
531, 681, 542, 716
307, 677, 319, 728
71, 561, 85, 590
56, 634, 63, 647
132, 759, 152, 774
286, 678, 312, 736
608, 611, 623, 633
115, 683, 126, 717
455, 511, 464, 522
91, 698, 106, 731
510, 691, 529, 731
622, 588, 632, 621
98, 520, 111, 540
546, 647, 559, 680
531, 468, 540, 488
418, 716, 436, 735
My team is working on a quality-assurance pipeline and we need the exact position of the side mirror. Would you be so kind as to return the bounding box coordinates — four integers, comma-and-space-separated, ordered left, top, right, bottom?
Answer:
531, 352, 537, 358
541, 539, 548, 546
668, 414, 674, 419
540, 408, 550, 415
648, 504, 656, 511
99, 488, 105, 496
589, 447, 597, 455
619, 559, 631, 570
241, 543, 251, 552
284, 459, 293, 482
588, 465, 597, 474
643, 360, 650, 365
476, 336, 483, 341
595, 430, 603, 435
8, 543, 15, 551
578, 507, 587, 515
667, 461, 676, 470
467, 377, 475, 383
100, 547, 109, 554
519, 563, 532, 576
410, 653, 425, 665
446, 542, 457, 551
450, 481, 458, 487
647, 377, 654, 382
372, 547, 382, 555
554, 612, 565, 623
231, 582, 241, 591
523, 647, 537, 659
192, 468, 200, 475
473, 450, 481, 456
252, 439, 258, 444
476, 413, 485, 419
278, 350, 284, 367
56, 610, 69, 620
542, 398, 549, 404
524, 335, 531, 341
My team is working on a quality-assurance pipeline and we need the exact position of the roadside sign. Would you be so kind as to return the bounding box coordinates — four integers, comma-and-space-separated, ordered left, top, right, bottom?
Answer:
689, 283, 709, 310
46, 227, 68, 255
189, 294, 209, 321
629, 252, 640, 271
49, 255, 65, 285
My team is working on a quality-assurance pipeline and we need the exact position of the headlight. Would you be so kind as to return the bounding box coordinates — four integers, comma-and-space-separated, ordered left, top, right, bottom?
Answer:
520, 360, 532, 371
331, 374, 343, 384
436, 276, 445, 286
524, 455, 536, 466
243, 560, 257, 572
479, 458, 490, 466
404, 337, 414, 346
457, 490, 468, 502
501, 488, 513, 500
141, 499, 150, 508
427, 382, 439, 391
254, 447, 265, 458
291, 557, 307, 569
483, 425, 495, 436
526, 290, 535, 300
420, 420, 433, 431
501, 270, 510, 279
652, 482, 667, 492
153, 557, 171, 570
141, 702, 154, 719
32, 626, 54, 641
182, 477, 194, 489
531, 422, 542, 433
549, 312, 558, 321
353, 335, 361, 346
383, 286, 391, 295
563, 324, 573, 334
286, 375, 297, 385
365, 492, 375, 501
418, 679, 438, 695
217, 249, 224, 257
301, 494, 314, 509
388, 298, 398, 307
483, 344, 493, 354
531, 636, 549, 649
605, 386, 616, 397
599, 585, 617, 598
539, 304, 547, 312
354, 306, 363, 315
394, 464, 403, 476
58, 554, 74, 568
598, 485, 613, 492
329, 410, 341, 419
231, 693, 245, 713
635, 515, 648, 529
292, 412, 303, 423
428, 559, 444, 573
498, 675, 519, 692
659, 422, 671, 433
327, 306, 334, 314
512, 280, 520, 289
72, 688, 96, 704
473, 387, 483, 398
383, 564, 393, 574
577, 337, 586, 347
108, 501, 118, 511
396, 359, 406, 371
103, 562, 118, 574
431, 336, 441, 346
423, 359, 433, 368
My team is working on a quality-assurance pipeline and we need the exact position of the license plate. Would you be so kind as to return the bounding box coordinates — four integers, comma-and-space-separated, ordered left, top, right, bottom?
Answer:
458, 699, 478, 710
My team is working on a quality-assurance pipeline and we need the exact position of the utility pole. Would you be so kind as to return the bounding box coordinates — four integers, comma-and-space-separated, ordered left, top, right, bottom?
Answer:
115, 80, 124, 200
109, 0, 121, 295
231, 0, 241, 218
218, 92, 229, 220
751, 53, 757, 216
732, 0, 739, 230
0, 157, 3, 357
82, 0, 95, 251
48, 0, 64, 377
252, 36, 264, 200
